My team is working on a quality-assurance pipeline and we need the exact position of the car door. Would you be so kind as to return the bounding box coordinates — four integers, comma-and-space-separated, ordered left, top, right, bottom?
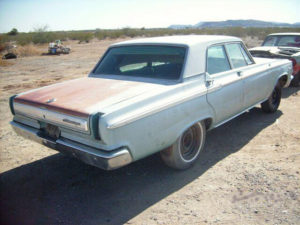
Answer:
206, 44, 244, 125
236, 44, 275, 107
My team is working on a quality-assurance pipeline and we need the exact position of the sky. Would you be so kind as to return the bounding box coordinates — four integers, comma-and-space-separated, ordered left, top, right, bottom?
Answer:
0, 0, 299, 33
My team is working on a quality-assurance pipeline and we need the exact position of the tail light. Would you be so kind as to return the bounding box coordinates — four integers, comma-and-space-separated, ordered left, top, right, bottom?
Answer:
9, 95, 17, 115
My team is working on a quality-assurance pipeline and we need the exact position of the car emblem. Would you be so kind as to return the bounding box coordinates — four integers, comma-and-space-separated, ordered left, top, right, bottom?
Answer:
46, 98, 56, 104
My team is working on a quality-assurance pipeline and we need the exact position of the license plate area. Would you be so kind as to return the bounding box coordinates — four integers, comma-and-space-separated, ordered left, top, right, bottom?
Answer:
41, 123, 61, 141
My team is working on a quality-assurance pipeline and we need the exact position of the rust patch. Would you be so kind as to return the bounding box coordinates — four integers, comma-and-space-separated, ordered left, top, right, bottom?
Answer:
14, 77, 145, 118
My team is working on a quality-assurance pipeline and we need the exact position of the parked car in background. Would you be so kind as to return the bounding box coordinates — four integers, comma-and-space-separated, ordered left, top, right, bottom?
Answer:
249, 33, 300, 86
9, 35, 293, 170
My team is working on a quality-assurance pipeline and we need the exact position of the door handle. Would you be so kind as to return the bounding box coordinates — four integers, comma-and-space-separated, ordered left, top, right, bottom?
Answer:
206, 78, 214, 86
237, 71, 243, 77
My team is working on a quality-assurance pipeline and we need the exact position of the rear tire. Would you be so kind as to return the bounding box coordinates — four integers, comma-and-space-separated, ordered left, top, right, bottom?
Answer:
160, 121, 206, 170
261, 86, 281, 113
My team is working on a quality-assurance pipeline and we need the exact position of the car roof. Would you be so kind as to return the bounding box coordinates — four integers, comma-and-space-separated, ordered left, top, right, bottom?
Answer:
267, 33, 300, 36
111, 35, 241, 47
109, 35, 243, 79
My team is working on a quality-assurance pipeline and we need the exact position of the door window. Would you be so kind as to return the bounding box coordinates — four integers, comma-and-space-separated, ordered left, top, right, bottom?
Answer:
240, 46, 253, 65
207, 45, 231, 75
225, 43, 247, 68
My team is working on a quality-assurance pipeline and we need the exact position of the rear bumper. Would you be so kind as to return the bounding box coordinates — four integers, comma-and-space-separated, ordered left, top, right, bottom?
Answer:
10, 121, 132, 170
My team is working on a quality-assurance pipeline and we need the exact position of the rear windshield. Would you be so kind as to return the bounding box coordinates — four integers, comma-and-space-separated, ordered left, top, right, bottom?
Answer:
263, 35, 300, 47
93, 45, 186, 80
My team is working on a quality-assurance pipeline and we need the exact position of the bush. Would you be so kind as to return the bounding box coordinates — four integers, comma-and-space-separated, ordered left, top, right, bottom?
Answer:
1, 27, 300, 46
0, 58, 13, 66
7, 28, 18, 36
32, 32, 57, 44
17, 34, 33, 45
15, 44, 42, 57
77, 33, 93, 43
0, 43, 5, 52
67, 32, 93, 43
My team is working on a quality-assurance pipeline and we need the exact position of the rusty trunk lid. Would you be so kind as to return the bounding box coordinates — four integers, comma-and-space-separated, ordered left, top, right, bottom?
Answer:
14, 77, 163, 118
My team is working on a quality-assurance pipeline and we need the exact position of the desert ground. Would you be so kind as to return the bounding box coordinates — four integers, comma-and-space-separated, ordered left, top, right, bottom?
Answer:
0, 38, 299, 225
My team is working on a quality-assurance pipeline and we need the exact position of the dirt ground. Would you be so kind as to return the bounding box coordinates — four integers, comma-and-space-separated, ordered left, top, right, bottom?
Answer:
0, 38, 299, 225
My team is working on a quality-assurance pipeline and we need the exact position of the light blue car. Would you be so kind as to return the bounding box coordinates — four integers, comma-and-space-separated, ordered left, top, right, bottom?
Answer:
10, 35, 293, 170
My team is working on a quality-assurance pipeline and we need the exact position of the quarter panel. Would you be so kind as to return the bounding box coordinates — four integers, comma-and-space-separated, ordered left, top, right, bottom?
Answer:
98, 77, 214, 161
108, 95, 213, 161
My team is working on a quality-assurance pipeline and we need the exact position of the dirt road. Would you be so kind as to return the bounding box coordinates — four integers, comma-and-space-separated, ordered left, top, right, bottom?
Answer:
0, 38, 299, 225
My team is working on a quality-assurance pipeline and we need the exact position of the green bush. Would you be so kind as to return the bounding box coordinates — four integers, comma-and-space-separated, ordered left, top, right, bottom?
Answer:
16, 34, 32, 45
32, 32, 57, 44
8, 28, 18, 36
67, 32, 93, 43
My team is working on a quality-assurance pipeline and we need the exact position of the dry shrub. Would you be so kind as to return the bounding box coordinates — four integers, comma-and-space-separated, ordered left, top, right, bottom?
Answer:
15, 44, 42, 57
0, 43, 6, 53
243, 36, 263, 48
0, 58, 13, 67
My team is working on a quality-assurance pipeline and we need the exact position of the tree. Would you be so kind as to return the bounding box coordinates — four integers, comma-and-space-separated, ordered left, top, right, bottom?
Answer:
8, 28, 18, 35
33, 25, 49, 33
32, 25, 52, 44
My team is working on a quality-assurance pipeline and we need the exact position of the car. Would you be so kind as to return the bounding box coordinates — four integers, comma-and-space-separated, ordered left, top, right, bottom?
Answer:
249, 33, 300, 86
9, 35, 293, 170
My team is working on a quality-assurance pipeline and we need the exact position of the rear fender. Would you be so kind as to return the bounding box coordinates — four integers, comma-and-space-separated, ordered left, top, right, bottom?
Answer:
277, 73, 292, 88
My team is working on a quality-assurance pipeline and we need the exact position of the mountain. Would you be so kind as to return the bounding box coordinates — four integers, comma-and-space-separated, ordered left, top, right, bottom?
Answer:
168, 24, 193, 29
169, 20, 300, 29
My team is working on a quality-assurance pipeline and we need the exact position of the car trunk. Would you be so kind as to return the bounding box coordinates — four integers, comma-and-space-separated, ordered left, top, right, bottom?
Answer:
13, 77, 163, 132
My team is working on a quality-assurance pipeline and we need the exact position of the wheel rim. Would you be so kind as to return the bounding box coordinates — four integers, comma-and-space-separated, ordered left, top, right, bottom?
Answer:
180, 125, 201, 161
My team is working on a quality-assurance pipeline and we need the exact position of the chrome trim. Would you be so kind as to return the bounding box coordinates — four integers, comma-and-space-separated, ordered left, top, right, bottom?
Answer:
207, 84, 223, 93
107, 89, 207, 129
46, 98, 57, 103
10, 121, 132, 170
14, 102, 89, 132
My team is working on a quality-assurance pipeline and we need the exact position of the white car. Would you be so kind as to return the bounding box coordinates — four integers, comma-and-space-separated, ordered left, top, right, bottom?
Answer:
249, 33, 300, 86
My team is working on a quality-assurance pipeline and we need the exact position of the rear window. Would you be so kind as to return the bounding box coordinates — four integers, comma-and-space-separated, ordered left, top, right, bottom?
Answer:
263, 35, 300, 47
93, 45, 186, 80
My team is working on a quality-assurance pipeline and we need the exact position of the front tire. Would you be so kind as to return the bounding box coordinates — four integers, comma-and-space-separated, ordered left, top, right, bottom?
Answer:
261, 86, 281, 113
160, 121, 206, 170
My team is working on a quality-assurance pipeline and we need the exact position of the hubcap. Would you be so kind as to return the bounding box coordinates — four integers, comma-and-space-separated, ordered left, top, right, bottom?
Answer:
180, 125, 201, 161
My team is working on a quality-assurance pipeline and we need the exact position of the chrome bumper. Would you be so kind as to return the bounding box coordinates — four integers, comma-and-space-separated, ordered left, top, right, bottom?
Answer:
10, 121, 132, 170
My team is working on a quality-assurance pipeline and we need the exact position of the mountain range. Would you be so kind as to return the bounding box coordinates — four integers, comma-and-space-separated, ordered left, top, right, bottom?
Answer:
169, 20, 300, 29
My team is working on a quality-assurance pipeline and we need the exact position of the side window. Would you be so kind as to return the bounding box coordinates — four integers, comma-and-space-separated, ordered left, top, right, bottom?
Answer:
225, 43, 247, 68
278, 36, 297, 46
240, 45, 253, 65
207, 45, 231, 75
263, 36, 277, 46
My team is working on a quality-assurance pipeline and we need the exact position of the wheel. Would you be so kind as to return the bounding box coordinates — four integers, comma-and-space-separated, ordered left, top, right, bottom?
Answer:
290, 72, 300, 87
261, 86, 281, 113
160, 121, 206, 170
